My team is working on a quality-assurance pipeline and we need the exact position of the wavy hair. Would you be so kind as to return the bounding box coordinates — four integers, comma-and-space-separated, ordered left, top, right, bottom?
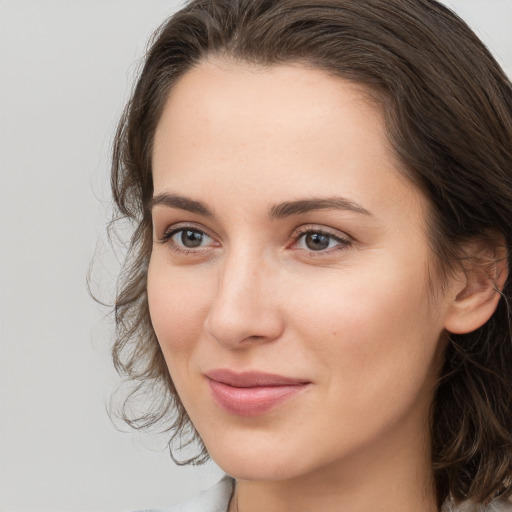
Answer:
109, 0, 512, 505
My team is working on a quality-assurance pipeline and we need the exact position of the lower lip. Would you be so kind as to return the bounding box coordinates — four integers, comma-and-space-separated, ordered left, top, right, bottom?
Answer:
207, 379, 309, 416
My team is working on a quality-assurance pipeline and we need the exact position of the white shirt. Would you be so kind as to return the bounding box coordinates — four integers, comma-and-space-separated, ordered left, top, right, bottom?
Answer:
135, 476, 234, 512
135, 476, 512, 512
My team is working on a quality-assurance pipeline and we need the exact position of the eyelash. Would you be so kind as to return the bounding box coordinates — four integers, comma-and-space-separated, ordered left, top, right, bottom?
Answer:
159, 224, 353, 257
159, 224, 217, 255
292, 226, 352, 256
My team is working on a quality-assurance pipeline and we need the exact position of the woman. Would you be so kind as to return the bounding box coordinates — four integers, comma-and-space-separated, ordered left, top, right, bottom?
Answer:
110, 0, 512, 510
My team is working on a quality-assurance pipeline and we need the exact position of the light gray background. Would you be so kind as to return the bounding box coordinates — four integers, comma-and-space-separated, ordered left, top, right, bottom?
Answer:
1, 1, 511, 511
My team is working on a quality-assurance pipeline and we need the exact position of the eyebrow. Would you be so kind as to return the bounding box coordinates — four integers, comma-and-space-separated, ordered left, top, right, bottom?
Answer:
149, 192, 372, 218
269, 197, 372, 218
149, 193, 214, 216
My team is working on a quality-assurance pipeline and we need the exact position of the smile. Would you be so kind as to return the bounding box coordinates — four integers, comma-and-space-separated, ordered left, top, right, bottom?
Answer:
205, 369, 311, 416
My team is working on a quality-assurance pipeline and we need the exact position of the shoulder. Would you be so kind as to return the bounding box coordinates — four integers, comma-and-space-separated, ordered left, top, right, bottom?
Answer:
133, 476, 234, 512
442, 496, 512, 512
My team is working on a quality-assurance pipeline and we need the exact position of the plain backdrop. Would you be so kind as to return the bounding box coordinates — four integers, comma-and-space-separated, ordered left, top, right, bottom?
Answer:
1, 1, 511, 511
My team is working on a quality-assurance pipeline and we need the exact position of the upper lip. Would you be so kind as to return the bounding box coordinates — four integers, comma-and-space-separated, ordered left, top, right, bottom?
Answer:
205, 369, 310, 388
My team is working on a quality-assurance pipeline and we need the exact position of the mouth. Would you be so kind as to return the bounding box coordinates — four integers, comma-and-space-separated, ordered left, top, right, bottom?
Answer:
205, 369, 311, 416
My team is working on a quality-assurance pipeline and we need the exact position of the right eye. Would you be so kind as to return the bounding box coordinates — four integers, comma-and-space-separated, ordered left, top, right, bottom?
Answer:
163, 227, 213, 249
160, 226, 218, 254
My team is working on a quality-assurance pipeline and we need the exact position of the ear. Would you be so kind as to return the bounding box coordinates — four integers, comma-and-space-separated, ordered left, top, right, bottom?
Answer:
444, 237, 509, 335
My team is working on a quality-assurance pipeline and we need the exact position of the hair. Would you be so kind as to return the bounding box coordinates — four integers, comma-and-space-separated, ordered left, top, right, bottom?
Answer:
109, 0, 512, 506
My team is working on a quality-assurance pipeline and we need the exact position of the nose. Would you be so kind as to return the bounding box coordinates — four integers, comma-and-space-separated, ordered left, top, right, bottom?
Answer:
204, 247, 285, 348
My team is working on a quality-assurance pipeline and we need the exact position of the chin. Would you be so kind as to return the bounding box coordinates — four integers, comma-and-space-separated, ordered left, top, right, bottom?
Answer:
215, 455, 303, 482
202, 433, 321, 482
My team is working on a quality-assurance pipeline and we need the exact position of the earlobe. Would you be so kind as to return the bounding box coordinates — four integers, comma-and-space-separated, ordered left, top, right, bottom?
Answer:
443, 241, 509, 335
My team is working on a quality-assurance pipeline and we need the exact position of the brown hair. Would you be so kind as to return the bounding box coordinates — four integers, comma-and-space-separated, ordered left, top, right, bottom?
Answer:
109, 0, 512, 505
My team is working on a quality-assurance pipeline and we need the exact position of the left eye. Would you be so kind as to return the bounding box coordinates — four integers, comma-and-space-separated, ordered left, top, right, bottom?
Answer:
295, 231, 347, 251
170, 228, 213, 249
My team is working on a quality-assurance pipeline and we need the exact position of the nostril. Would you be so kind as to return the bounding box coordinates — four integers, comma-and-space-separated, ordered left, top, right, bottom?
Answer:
203, 257, 284, 347
204, 297, 284, 348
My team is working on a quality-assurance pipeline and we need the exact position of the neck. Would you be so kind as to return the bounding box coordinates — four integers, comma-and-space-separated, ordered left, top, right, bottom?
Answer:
230, 420, 438, 512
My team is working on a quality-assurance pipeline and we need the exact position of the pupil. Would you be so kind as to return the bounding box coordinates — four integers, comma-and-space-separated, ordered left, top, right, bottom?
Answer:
305, 233, 329, 251
181, 230, 203, 248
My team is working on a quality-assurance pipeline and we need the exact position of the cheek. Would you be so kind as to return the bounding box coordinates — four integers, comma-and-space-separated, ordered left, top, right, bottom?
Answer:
147, 257, 212, 357
289, 257, 441, 401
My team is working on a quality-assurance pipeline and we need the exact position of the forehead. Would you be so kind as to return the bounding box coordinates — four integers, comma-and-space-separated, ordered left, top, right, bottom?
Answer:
152, 60, 423, 220
154, 60, 385, 160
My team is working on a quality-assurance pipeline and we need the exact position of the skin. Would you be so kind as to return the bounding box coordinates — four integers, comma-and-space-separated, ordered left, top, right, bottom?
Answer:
148, 60, 473, 512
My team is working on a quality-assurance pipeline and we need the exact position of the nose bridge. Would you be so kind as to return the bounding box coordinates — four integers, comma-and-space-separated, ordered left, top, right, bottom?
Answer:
204, 243, 283, 347
221, 245, 261, 299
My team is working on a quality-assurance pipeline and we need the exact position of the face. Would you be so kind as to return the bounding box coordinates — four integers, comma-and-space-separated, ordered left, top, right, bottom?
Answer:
148, 61, 454, 483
